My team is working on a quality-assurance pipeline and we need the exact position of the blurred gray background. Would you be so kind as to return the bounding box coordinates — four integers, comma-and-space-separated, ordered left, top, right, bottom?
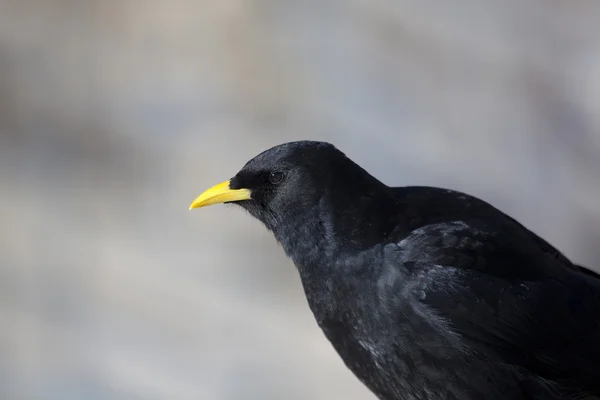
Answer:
1, 1, 599, 399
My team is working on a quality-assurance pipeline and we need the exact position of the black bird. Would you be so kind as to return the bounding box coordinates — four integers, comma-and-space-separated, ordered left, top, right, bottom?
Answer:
189, 141, 600, 400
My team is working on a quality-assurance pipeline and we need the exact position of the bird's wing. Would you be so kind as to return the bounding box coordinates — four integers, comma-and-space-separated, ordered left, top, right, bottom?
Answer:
382, 221, 600, 394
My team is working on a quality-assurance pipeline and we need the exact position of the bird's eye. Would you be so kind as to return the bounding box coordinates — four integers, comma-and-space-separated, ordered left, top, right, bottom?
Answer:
269, 171, 284, 184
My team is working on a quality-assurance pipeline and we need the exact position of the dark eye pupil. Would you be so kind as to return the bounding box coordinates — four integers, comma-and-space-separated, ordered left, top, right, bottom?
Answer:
269, 171, 284, 184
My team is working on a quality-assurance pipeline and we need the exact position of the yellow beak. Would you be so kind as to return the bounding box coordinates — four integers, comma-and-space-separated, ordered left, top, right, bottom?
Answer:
189, 180, 251, 210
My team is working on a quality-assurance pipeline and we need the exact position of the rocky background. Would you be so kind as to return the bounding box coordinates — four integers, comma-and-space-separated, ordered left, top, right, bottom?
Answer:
1, 1, 599, 399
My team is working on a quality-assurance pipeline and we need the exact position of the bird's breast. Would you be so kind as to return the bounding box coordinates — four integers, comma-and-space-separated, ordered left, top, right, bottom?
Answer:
299, 270, 479, 399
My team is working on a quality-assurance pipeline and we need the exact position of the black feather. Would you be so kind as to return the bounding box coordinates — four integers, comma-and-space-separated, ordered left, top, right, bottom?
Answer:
212, 141, 600, 400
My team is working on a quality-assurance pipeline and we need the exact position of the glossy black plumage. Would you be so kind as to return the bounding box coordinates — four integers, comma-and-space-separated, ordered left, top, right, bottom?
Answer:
204, 141, 600, 399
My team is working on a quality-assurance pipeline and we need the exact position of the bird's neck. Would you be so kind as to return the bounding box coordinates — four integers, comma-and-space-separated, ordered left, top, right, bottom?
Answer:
270, 198, 334, 270
272, 170, 397, 275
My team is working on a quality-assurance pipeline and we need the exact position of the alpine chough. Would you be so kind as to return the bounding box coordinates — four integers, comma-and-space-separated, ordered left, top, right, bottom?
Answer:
189, 141, 600, 400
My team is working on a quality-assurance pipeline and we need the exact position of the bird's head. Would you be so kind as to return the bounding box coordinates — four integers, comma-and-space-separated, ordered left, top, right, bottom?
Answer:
189, 140, 391, 264
189, 141, 341, 229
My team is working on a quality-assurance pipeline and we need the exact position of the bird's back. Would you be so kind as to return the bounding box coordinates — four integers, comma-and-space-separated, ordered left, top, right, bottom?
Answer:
388, 185, 600, 279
